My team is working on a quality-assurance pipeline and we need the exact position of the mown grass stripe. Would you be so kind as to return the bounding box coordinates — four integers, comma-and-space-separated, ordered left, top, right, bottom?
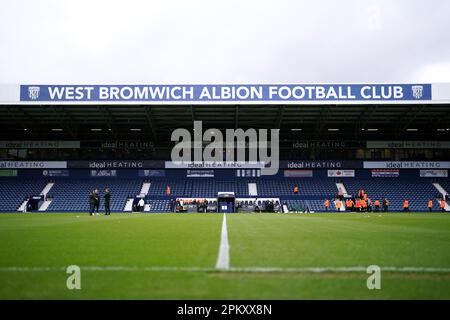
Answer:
1, 266, 450, 273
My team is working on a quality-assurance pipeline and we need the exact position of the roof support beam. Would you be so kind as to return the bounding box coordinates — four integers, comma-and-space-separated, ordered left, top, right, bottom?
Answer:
52, 106, 76, 139
144, 105, 158, 142
276, 105, 285, 129
314, 106, 331, 139
100, 105, 119, 139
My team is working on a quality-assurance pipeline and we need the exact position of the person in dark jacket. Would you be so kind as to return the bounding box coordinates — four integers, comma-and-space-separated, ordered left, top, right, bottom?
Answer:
104, 188, 111, 215
93, 188, 100, 214
88, 191, 95, 216
382, 197, 389, 212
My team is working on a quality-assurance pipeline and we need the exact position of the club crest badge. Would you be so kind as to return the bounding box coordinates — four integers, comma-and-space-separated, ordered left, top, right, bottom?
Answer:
411, 85, 423, 99
28, 86, 40, 100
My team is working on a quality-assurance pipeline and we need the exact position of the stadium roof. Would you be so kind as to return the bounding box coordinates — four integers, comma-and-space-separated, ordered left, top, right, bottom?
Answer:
0, 83, 449, 141
1, 103, 449, 141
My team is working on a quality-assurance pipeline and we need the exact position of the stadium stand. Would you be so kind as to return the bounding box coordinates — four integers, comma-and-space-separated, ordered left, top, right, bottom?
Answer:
145, 199, 171, 212
436, 179, 450, 196
47, 179, 142, 212
0, 175, 449, 213
190, 180, 241, 197
0, 178, 47, 211
147, 180, 188, 197
344, 179, 439, 211
256, 179, 336, 197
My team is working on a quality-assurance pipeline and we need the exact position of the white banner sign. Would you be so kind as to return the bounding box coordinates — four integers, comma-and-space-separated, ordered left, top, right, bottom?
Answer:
165, 161, 265, 169
186, 170, 215, 177
372, 169, 400, 177
327, 170, 355, 177
364, 161, 450, 169
367, 141, 450, 149
236, 169, 261, 177
0, 141, 80, 149
284, 170, 313, 177
0, 161, 67, 169
42, 169, 70, 177
90, 170, 117, 177
420, 170, 448, 177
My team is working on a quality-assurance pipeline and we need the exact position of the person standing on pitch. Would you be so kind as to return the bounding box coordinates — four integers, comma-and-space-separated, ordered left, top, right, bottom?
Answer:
93, 188, 100, 215
440, 198, 446, 212
324, 198, 330, 211
374, 199, 380, 212
104, 188, 111, 215
335, 199, 342, 212
428, 199, 433, 212
88, 190, 95, 216
403, 199, 409, 212
138, 197, 145, 212
382, 197, 389, 212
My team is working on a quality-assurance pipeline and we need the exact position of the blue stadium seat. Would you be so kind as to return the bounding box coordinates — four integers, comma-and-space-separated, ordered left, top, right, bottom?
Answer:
344, 179, 439, 211
0, 178, 47, 211
47, 179, 142, 212
1, 176, 448, 213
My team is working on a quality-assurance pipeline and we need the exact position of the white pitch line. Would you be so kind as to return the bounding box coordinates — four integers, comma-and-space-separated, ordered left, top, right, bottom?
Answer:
215, 213, 230, 270
226, 266, 450, 273
1, 266, 450, 273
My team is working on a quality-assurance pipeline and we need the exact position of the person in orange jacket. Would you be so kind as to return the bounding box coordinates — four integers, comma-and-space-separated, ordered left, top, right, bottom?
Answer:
355, 199, 361, 212
335, 199, 342, 212
440, 198, 446, 212
403, 199, 409, 212
349, 198, 355, 211
345, 199, 351, 211
361, 198, 367, 212
324, 199, 330, 211
374, 199, 380, 212
427, 199, 433, 212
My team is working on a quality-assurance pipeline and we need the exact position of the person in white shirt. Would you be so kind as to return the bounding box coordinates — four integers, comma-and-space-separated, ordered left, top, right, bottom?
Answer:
138, 198, 145, 212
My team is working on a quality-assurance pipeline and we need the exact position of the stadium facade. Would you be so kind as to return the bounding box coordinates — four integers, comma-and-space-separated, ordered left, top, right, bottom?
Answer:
0, 83, 449, 214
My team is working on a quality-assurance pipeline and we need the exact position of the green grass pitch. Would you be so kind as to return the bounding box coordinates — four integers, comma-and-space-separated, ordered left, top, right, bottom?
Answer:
0, 212, 449, 299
